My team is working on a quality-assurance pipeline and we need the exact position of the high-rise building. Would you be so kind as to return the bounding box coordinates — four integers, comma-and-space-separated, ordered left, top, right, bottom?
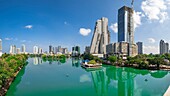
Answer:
72, 46, 80, 57
54, 47, 57, 54
58, 46, 62, 53
160, 40, 169, 54
10, 45, 16, 54
118, 6, 134, 44
85, 46, 90, 54
106, 42, 138, 57
33, 46, 39, 54
136, 42, 143, 54
118, 6, 137, 56
165, 43, 169, 53
16, 48, 20, 54
90, 17, 110, 54
38, 48, 43, 54
49, 45, 53, 54
106, 43, 114, 54
62, 48, 68, 54
160, 40, 164, 55
21, 44, 26, 53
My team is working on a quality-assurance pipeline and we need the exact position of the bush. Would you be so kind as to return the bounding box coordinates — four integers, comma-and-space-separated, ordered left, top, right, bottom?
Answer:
88, 60, 96, 64
0, 54, 28, 88
83, 54, 94, 60
108, 56, 117, 63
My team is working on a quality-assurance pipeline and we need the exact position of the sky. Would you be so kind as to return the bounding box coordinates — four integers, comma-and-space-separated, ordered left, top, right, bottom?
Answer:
0, 0, 170, 54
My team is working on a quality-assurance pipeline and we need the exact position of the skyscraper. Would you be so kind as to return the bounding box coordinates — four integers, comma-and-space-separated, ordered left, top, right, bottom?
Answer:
85, 46, 90, 54
10, 45, 16, 54
38, 48, 43, 54
33, 46, 39, 54
72, 46, 80, 57
90, 17, 110, 54
118, 6, 137, 56
136, 42, 143, 54
49, 45, 53, 54
58, 46, 62, 53
62, 48, 68, 54
16, 48, 20, 54
160, 40, 169, 54
21, 44, 26, 53
165, 43, 169, 53
118, 6, 134, 44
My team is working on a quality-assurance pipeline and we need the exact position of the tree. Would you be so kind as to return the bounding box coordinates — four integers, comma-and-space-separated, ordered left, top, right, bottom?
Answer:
83, 54, 94, 60
88, 60, 96, 64
108, 56, 117, 64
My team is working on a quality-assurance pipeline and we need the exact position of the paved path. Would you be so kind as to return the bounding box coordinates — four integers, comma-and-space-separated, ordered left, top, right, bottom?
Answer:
164, 86, 170, 96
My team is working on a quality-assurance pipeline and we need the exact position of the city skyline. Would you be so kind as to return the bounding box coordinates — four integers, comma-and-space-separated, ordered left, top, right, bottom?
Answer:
1, 0, 170, 54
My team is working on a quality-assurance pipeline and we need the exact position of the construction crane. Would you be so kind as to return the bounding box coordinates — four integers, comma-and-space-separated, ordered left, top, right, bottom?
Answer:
131, 0, 134, 9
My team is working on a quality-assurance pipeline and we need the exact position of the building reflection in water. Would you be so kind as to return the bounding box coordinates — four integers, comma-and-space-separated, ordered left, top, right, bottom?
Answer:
89, 66, 168, 96
72, 58, 80, 67
33, 57, 43, 65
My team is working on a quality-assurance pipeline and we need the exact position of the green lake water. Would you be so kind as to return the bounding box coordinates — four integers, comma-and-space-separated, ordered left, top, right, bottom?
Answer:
6, 57, 170, 96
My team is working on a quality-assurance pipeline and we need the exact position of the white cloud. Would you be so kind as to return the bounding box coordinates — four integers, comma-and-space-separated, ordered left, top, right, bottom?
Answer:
148, 38, 156, 43
5, 38, 13, 41
144, 45, 158, 54
110, 23, 118, 33
80, 74, 91, 83
110, 11, 143, 33
79, 28, 91, 36
141, 0, 169, 23
25, 25, 33, 29
133, 11, 144, 29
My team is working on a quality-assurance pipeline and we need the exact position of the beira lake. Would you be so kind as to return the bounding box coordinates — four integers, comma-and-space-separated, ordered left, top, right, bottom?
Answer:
6, 57, 170, 96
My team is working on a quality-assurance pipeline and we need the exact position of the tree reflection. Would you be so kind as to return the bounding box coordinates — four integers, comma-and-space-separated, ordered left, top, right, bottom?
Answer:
89, 66, 169, 96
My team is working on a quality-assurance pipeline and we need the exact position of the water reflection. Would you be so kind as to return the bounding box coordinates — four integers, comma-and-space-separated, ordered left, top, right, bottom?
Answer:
33, 57, 42, 65
72, 58, 80, 67
87, 66, 169, 96
40, 57, 66, 65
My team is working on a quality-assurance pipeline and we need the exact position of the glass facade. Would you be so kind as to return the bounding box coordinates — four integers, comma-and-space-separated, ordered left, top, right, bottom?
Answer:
118, 6, 134, 44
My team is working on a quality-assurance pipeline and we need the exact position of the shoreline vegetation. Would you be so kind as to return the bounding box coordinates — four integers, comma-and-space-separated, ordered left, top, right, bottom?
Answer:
1, 53, 170, 96
82, 53, 170, 71
0, 54, 28, 96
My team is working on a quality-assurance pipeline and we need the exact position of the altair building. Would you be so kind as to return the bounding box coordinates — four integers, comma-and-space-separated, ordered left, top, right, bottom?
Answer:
90, 17, 110, 55
106, 6, 138, 57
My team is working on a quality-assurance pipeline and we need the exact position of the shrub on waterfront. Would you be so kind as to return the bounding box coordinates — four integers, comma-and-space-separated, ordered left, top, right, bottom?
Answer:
93, 57, 102, 63
108, 56, 117, 64
88, 60, 96, 64
0, 54, 28, 89
83, 54, 94, 60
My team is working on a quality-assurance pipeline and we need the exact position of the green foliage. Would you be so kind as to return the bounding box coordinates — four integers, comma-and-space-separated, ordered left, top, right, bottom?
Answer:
88, 60, 96, 64
108, 56, 117, 63
93, 56, 102, 63
41, 54, 67, 62
125, 54, 170, 69
83, 54, 94, 60
0, 54, 28, 88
